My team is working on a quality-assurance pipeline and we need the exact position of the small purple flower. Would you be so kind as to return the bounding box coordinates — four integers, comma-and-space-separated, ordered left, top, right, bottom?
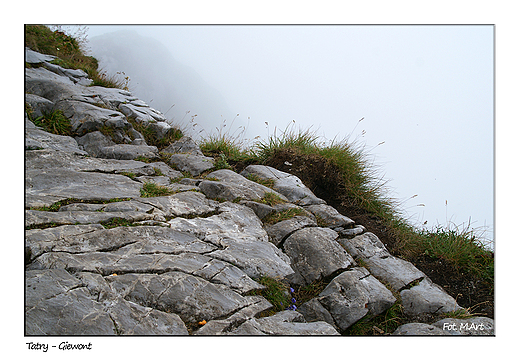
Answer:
289, 287, 295, 293
291, 298, 296, 304
288, 304, 297, 311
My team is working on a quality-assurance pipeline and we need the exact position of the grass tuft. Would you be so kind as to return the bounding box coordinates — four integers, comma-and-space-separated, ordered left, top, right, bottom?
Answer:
25, 25, 124, 89
139, 182, 174, 198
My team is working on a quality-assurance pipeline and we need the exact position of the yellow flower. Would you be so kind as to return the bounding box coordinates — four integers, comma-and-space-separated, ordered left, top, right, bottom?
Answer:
198, 320, 207, 326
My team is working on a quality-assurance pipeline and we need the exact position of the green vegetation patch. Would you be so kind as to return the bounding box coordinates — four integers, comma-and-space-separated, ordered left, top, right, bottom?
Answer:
128, 118, 183, 150
257, 192, 286, 207
139, 182, 174, 198
30, 109, 72, 136
101, 217, 134, 229
25, 25, 124, 89
262, 208, 307, 225
28, 197, 132, 212
249, 276, 295, 316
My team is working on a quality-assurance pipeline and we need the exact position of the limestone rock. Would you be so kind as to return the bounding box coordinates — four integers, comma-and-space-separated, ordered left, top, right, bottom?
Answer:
169, 153, 214, 176
75, 131, 116, 157
25, 93, 54, 118
25, 47, 56, 64
95, 144, 159, 160
365, 255, 426, 291
400, 278, 462, 316
137, 191, 216, 218
25, 167, 143, 205
107, 297, 189, 335
195, 296, 272, 335
229, 310, 340, 335
241, 165, 325, 205
266, 215, 317, 247
25, 127, 88, 154
119, 102, 167, 123
168, 202, 294, 279
200, 169, 288, 203
283, 227, 354, 285
162, 136, 203, 156
317, 268, 396, 331
107, 271, 253, 323
338, 232, 391, 259
304, 204, 355, 228
297, 298, 336, 326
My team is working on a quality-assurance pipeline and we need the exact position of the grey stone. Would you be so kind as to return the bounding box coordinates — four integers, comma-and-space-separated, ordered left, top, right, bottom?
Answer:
239, 200, 275, 220
317, 268, 396, 331
230, 310, 340, 335
25, 93, 54, 118
119, 102, 166, 123
168, 202, 294, 279
336, 225, 365, 238
162, 136, 203, 155
283, 227, 354, 285
42, 62, 92, 85
432, 317, 494, 335
25, 47, 56, 64
25, 269, 188, 335
338, 232, 391, 260
297, 298, 336, 326
25, 224, 105, 262
26, 287, 116, 335
392, 323, 452, 336
305, 204, 355, 228
25, 127, 88, 154
27, 226, 215, 262
135, 175, 172, 187
25, 268, 82, 307
75, 131, 116, 157
241, 165, 325, 205
96, 144, 159, 160
195, 296, 272, 335
364, 255, 426, 291
400, 278, 462, 316
107, 297, 189, 335
25, 209, 157, 229
169, 153, 214, 176
137, 191, 216, 218
199, 169, 289, 203
25, 167, 143, 205
106, 271, 253, 323
266, 216, 317, 247
55, 100, 129, 136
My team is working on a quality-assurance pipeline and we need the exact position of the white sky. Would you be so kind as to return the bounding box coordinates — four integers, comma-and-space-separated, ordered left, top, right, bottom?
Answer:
87, 24, 494, 243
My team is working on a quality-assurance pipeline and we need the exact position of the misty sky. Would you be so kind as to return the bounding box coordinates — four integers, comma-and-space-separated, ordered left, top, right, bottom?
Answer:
85, 25, 494, 245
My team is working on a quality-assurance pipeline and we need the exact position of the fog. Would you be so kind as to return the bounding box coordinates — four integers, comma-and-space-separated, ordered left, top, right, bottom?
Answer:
84, 25, 494, 245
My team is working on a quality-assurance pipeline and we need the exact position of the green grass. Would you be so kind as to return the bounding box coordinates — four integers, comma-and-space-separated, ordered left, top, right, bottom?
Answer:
245, 173, 275, 188
262, 208, 307, 225
128, 118, 184, 150
257, 192, 286, 207
197, 124, 494, 289
416, 223, 494, 284
249, 276, 294, 315
139, 182, 174, 198
29, 109, 72, 136
28, 197, 132, 212
25, 25, 124, 89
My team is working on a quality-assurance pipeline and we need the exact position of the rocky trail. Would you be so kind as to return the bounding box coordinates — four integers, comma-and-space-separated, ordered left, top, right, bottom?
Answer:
24, 48, 493, 336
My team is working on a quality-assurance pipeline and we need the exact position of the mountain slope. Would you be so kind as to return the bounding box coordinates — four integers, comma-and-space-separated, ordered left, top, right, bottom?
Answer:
89, 30, 234, 134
